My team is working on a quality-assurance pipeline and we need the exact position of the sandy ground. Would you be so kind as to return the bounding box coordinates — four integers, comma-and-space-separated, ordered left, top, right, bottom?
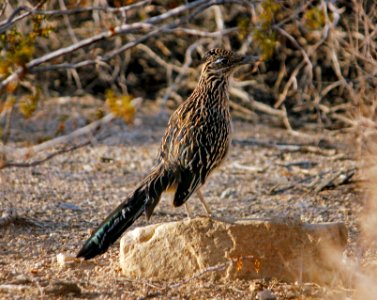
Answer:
0, 100, 361, 299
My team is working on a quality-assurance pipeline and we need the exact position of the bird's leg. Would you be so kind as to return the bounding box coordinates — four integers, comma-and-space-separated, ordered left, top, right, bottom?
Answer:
196, 189, 212, 217
184, 202, 193, 219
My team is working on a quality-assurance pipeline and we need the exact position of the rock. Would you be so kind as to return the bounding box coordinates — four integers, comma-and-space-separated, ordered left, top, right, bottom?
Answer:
119, 217, 347, 284
56, 253, 79, 268
0, 284, 31, 292
256, 289, 276, 300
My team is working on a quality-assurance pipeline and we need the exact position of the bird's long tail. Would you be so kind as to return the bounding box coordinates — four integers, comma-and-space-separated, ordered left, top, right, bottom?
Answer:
77, 164, 174, 260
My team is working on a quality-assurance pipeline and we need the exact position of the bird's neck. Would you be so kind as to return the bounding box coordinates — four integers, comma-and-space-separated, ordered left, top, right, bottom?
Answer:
196, 73, 230, 108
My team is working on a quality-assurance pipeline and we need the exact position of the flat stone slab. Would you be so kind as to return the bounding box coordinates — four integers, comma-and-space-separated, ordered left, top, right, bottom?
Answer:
119, 217, 347, 284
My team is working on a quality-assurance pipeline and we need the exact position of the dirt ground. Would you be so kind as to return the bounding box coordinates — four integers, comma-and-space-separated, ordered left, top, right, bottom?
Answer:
0, 99, 363, 299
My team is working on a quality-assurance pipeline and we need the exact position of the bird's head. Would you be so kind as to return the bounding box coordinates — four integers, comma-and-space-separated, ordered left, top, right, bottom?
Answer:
201, 48, 257, 79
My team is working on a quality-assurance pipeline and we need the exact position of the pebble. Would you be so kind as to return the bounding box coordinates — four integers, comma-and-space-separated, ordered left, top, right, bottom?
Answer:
256, 289, 277, 300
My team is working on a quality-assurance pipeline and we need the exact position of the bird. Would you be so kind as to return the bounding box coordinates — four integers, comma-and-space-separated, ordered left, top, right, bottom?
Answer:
77, 48, 256, 260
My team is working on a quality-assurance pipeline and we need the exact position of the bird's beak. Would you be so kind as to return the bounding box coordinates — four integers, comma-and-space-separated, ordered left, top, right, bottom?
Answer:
236, 55, 259, 66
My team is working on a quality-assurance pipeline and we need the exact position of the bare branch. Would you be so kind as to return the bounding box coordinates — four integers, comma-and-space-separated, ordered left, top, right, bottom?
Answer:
0, 0, 251, 92
273, 26, 312, 69
161, 40, 207, 104
0, 0, 7, 18
30, 27, 237, 73
58, 0, 79, 44
30, 59, 107, 72
167, 27, 238, 37
136, 44, 183, 73
0, 0, 152, 32
0, 0, 48, 33
274, 60, 305, 108
229, 87, 285, 118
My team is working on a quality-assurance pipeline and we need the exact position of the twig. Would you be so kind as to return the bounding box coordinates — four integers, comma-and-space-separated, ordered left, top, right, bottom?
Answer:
232, 138, 337, 156
30, 59, 108, 72
229, 100, 258, 121
274, 0, 315, 27
168, 27, 237, 37
274, 61, 304, 108
231, 162, 266, 173
0, 140, 91, 169
273, 26, 312, 69
58, 0, 79, 44
320, 80, 344, 98
0, 207, 44, 227
314, 168, 356, 193
103, 22, 185, 61
330, 113, 357, 127
161, 40, 207, 105
120, 278, 165, 290
136, 44, 182, 73
212, 5, 231, 49
281, 105, 293, 131
0, 0, 48, 33
269, 167, 356, 195
229, 87, 285, 118
0, 0, 7, 18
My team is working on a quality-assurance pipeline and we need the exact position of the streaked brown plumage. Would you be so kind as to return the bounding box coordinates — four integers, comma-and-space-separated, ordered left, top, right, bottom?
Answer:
77, 48, 255, 260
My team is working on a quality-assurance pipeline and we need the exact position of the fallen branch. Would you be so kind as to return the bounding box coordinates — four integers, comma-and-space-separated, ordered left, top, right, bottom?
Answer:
0, 113, 115, 160
0, 140, 91, 169
232, 138, 337, 156
314, 168, 356, 193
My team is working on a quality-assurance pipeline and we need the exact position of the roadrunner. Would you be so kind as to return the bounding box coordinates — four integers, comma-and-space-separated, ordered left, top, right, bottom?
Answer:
77, 48, 255, 259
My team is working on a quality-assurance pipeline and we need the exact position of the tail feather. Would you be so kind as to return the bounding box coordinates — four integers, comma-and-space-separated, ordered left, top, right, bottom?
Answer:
77, 166, 174, 260
144, 167, 175, 219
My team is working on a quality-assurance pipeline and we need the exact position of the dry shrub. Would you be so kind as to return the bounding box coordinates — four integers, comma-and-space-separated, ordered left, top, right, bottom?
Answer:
246, 0, 377, 129
1, 0, 376, 131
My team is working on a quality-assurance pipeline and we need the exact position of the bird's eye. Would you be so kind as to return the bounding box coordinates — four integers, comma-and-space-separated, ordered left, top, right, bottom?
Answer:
208, 49, 217, 56
214, 57, 228, 65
